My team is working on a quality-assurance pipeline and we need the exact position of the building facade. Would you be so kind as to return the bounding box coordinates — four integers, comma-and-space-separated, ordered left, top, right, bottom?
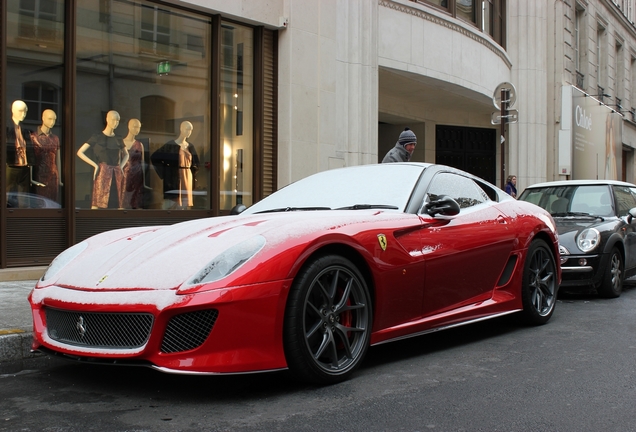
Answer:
1, 0, 635, 268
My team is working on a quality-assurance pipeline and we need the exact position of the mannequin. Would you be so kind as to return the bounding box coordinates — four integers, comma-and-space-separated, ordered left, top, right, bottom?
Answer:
6, 100, 43, 208
77, 110, 129, 209
122, 118, 151, 209
30, 109, 63, 202
150, 121, 199, 209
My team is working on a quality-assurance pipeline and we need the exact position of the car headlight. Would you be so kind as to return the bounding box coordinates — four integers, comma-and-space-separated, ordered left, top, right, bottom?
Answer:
40, 241, 89, 283
185, 235, 266, 286
577, 228, 600, 253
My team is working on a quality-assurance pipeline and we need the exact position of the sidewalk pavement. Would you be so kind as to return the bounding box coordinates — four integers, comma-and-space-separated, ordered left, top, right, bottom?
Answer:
0, 266, 55, 374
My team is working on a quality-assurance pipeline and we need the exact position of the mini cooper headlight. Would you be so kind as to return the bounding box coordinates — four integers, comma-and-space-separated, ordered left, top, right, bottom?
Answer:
185, 235, 266, 286
40, 241, 89, 283
577, 228, 600, 253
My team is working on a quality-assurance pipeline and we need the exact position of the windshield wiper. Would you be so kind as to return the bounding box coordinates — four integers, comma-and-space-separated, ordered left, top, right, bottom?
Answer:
551, 212, 604, 221
336, 204, 399, 210
255, 206, 331, 214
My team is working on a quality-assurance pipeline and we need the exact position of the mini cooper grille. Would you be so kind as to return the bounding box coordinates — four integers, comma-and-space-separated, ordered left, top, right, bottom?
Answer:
45, 308, 154, 349
160, 309, 218, 354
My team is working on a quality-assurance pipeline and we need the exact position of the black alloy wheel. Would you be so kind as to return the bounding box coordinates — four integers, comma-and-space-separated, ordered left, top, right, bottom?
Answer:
283, 254, 372, 385
520, 239, 558, 325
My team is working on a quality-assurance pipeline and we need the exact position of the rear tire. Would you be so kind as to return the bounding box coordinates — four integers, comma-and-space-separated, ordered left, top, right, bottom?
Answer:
283, 254, 372, 385
597, 247, 623, 298
519, 239, 558, 325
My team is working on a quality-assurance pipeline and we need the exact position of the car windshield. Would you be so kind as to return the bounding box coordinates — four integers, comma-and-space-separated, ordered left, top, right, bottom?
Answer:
519, 184, 614, 217
242, 164, 427, 214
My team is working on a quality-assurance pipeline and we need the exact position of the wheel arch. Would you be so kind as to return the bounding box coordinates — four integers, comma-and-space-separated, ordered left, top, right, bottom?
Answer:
603, 233, 625, 258
287, 243, 376, 312
530, 230, 559, 262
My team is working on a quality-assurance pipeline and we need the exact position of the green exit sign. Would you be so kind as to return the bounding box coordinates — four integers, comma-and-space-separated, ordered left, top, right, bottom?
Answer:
157, 61, 171, 75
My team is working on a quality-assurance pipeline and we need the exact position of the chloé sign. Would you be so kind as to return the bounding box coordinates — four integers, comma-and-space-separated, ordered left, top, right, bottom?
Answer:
575, 105, 593, 131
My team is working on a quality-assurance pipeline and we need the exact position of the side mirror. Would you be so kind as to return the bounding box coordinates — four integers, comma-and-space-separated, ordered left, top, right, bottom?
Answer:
423, 195, 460, 217
628, 207, 636, 223
230, 204, 247, 215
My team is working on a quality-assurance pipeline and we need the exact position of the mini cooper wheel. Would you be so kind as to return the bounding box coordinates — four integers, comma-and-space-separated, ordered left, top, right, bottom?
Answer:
597, 247, 623, 299
520, 239, 557, 325
284, 254, 372, 384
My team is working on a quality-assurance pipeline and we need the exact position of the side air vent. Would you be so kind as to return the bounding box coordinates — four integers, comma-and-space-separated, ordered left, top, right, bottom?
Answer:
496, 255, 519, 287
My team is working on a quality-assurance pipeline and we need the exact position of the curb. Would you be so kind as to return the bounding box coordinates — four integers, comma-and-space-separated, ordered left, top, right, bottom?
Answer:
0, 330, 44, 375
0, 266, 46, 282
0, 270, 46, 374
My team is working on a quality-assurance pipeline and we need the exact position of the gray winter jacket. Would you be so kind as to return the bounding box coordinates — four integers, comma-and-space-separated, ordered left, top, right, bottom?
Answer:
381, 142, 410, 163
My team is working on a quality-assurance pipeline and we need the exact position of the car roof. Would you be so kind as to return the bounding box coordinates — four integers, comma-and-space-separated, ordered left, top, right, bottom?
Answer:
524, 179, 636, 189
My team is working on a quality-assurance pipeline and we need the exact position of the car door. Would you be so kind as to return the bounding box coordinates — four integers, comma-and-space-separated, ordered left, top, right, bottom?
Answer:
418, 172, 517, 317
614, 186, 636, 270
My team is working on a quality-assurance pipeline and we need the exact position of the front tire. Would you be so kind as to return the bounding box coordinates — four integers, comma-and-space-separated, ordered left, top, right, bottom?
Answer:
519, 239, 558, 325
283, 254, 372, 385
597, 247, 623, 298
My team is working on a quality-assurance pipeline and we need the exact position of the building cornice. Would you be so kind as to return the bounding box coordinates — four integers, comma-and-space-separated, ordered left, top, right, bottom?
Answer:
379, 0, 512, 68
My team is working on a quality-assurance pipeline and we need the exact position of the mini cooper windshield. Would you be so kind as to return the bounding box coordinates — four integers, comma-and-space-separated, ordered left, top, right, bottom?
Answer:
519, 184, 613, 218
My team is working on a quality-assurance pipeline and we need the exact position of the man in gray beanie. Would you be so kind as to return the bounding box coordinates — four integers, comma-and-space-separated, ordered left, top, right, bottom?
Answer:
382, 127, 416, 163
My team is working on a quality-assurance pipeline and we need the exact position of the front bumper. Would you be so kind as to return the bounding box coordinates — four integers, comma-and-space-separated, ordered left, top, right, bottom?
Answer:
28, 279, 292, 374
559, 253, 604, 288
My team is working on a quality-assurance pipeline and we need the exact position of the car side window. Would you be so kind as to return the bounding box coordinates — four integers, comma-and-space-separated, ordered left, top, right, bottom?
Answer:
614, 186, 636, 217
423, 172, 489, 211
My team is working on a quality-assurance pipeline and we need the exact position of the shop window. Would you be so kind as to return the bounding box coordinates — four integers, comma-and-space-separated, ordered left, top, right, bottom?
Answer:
140, 96, 175, 134
220, 22, 254, 211
6, 0, 65, 208
75, 0, 212, 211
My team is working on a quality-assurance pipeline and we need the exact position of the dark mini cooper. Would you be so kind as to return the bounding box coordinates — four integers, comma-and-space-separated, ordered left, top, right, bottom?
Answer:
519, 180, 636, 298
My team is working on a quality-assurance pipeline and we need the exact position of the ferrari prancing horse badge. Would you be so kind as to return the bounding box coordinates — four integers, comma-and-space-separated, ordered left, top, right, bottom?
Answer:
377, 234, 387, 251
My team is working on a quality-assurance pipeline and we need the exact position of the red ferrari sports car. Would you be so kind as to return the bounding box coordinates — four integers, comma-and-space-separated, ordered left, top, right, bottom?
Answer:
29, 163, 560, 384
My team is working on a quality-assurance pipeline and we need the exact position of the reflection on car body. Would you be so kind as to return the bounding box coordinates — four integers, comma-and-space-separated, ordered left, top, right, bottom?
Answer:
519, 179, 636, 298
29, 163, 560, 384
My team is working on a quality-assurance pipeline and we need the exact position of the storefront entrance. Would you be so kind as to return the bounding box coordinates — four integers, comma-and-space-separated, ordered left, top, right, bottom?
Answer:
435, 125, 496, 185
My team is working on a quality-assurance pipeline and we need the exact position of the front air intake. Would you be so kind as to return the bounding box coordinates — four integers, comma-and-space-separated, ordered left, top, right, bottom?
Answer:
45, 308, 154, 349
160, 309, 218, 354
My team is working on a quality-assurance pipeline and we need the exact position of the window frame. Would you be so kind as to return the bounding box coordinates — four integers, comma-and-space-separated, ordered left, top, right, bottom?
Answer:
410, 0, 506, 47
421, 171, 490, 214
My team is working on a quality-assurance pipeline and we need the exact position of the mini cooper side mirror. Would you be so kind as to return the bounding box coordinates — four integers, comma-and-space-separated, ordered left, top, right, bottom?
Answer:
424, 195, 461, 217
628, 207, 636, 223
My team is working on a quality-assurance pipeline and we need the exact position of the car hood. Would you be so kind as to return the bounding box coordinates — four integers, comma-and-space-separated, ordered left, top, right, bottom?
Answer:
39, 210, 412, 291
554, 217, 620, 252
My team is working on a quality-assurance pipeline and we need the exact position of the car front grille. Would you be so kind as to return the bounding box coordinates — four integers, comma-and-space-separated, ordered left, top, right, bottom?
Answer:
160, 309, 218, 354
45, 307, 154, 349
